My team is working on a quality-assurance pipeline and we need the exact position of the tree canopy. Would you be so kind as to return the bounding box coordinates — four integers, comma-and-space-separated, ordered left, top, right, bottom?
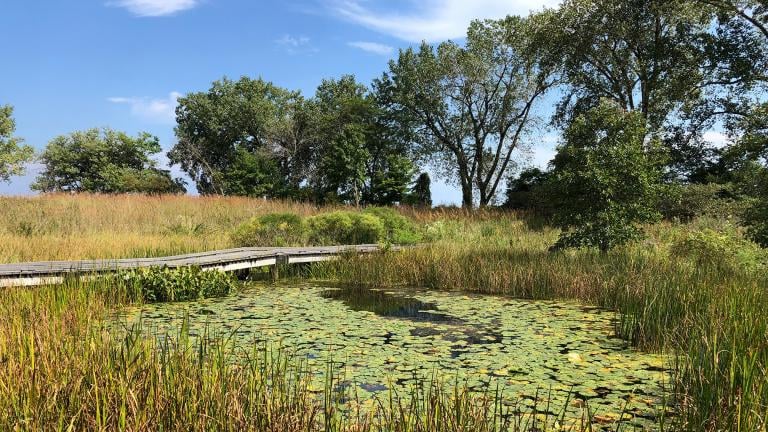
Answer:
378, 17, 555, 207
0, 105, 34, 183
33, 128, 184, 194
549, 100, 666, 251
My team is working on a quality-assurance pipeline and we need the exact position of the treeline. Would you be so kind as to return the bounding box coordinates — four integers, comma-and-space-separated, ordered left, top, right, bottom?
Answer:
1, 0, 767, 247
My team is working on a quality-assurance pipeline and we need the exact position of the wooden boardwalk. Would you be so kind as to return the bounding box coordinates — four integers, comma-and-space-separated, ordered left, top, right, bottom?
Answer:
0, 244, 389, 288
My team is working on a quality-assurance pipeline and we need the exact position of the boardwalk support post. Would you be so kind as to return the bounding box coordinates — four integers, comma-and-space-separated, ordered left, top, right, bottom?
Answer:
271, 253, 288, 281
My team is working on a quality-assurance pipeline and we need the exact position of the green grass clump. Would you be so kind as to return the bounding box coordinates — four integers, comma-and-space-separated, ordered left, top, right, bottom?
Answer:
362, 206, 422, 244
305, 211, 385, 245
118, 266, 238, 302
232, 212, 306, 247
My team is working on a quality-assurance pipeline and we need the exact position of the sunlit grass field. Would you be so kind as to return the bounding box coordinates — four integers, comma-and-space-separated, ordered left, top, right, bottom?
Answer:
0, 194, 766, 430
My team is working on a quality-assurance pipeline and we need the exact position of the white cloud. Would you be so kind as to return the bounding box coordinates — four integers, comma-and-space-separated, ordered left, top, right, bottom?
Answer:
108, 92, 181, 124
348, 41, 395, 55
275, 35, 318, 54
330, 0, 560, 42
109, 0, 198, 17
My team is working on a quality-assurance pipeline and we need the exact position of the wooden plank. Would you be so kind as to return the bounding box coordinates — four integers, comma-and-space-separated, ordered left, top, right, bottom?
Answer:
0, 244, 393, 287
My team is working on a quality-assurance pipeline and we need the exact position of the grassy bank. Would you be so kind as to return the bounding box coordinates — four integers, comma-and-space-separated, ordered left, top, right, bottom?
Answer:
0, 194, 325, 262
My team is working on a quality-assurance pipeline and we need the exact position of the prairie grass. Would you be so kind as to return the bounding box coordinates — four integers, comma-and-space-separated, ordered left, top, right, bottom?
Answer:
0, 194, 327, 262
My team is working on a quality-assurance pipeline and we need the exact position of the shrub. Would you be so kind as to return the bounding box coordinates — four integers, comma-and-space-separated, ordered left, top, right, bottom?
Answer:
305, 211, 384, 245
670, 227, 765, 272
119, 266, 238, 303
363, 207, 421, 244
743, 197, 768, 248
658, 183, 745, 223
232, 213, 304, 247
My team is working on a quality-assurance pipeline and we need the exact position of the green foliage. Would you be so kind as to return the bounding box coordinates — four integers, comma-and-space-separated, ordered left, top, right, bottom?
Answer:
220, 148, 284, 197
671, 227, 766, 271
0, 105, 34, 183
170, 77, 310, 196
504, 167, 552, 212
379, 17, 554, 207
305, 211, 384, 245
744, 196, 768, 247
549, 100, 666, 251
231, 213, 305, 247
402, 172, 432, 207
119, 266, 238, 303
33, 128, 184, 194
657, 182, 745, 222
363, 207, 421, 244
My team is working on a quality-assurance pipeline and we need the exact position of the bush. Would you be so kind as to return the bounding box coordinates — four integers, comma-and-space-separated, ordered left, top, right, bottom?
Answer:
363, 207, 421, 244
658, 183, 745, 223
232, 213, 304, 247
305, 211, 385, 245
119, 266, 238, 303
670, 227, 765, 272
743, 198, 768, 248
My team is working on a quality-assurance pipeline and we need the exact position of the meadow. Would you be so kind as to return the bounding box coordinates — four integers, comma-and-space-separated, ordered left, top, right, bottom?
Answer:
0, 194, 766, 431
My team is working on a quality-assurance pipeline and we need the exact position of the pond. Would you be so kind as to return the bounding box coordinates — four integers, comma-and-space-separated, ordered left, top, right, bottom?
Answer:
110, 282, 670, 429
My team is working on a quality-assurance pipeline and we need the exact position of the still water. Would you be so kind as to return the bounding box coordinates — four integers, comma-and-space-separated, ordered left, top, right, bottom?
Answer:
111, 283, 669, 428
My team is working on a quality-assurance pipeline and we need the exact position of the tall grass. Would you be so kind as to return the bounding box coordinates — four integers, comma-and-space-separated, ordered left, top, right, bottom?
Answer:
310, 217, 768, 431
0, 278, 615, 431
0, 194, 328, 262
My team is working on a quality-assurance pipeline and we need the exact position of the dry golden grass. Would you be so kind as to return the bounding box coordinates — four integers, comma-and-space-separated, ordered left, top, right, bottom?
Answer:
0, 194, 328, 262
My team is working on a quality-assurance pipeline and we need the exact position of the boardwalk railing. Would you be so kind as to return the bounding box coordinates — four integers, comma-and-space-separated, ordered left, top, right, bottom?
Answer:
0, 244, 393, 288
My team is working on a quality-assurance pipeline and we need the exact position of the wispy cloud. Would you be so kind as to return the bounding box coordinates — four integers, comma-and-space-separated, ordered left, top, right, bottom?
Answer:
348, 41, 395, 56
275, 34, 318, 54
330, 0, 559, 42
109, 0, 199, 17
108, 92, 181, 124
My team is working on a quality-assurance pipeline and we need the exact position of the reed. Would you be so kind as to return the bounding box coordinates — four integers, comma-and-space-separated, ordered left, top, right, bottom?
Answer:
311, 218, 768, 431
0, 278, 618, 431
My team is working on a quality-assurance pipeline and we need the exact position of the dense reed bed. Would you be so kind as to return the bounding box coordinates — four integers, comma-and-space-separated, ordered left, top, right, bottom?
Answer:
311, 217, 768, 431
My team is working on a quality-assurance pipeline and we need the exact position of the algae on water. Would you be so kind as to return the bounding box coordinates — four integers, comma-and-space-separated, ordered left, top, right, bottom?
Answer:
111, 283, 670, 429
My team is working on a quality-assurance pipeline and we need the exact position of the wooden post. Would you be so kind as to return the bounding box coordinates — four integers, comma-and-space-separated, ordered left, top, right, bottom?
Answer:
271, 254, 288, 281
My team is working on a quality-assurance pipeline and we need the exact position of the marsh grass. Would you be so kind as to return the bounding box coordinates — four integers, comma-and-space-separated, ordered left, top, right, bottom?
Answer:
1, 279, 634, 431
310, 217, 768, 431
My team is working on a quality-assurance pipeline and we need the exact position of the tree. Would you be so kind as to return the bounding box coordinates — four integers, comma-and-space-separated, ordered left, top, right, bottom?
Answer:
535, 0, 741, 179
403, 172, 432, 207
310, 75, 414, 206
504, 167, 551, 210
0, 105, 34, 183
33, 128, 184, 194
549, 100, 666, 252
170, 77, 310, 196
379, 17, 555, 207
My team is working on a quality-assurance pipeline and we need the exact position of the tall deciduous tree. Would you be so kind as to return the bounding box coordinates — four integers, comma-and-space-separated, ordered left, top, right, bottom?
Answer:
170, 77, 309, 196
311, 75, 414, 205
379, 17, 554, 207
549, 100, 666, 252
0, 105, 34, 183
33, 128, 184, 194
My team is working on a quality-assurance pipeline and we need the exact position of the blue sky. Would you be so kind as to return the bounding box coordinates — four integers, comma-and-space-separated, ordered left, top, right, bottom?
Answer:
0, 0, 563, 203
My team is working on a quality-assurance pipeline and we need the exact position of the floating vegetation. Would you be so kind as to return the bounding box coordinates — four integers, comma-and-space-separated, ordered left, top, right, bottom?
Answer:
111, 282, 671, 429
